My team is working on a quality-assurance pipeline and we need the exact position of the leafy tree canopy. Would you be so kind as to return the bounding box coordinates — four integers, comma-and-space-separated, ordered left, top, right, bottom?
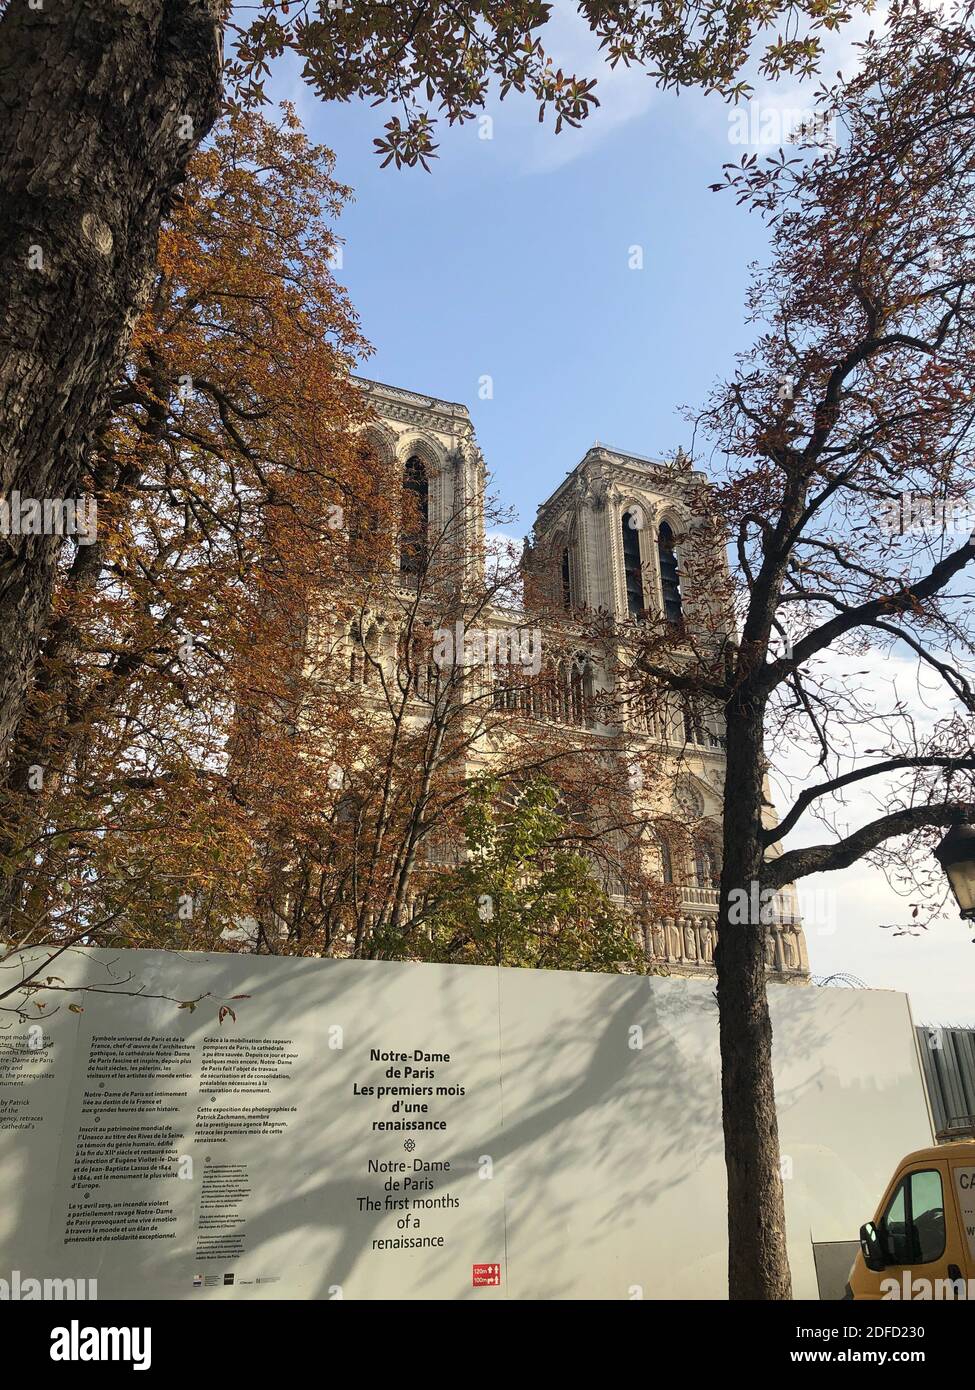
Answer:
227, 0, 865, 168
420, 775, 639, 970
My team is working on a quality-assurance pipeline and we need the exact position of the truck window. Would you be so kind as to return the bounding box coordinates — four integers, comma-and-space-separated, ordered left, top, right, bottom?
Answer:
882, 1179, 911, 1263
880, 1169, 945, 1265
910, 1170, 945, 1263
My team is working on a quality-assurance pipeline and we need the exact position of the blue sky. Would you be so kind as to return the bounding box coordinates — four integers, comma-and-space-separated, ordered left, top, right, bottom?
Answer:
271, 7, 778, 532
266, 7, 975, 1024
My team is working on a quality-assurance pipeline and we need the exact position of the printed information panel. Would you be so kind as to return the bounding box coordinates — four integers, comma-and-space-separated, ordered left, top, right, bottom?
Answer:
0, 949, 933, 1299
955, 1167, 975, 1260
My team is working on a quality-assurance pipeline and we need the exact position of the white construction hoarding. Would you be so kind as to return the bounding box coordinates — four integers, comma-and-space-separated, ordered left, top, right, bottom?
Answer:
0, 949, 932, 1299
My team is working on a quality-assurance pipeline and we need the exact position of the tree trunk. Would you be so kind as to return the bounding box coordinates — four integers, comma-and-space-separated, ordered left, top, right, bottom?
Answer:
0, 0, 222, 772
715, 694, 793, 1299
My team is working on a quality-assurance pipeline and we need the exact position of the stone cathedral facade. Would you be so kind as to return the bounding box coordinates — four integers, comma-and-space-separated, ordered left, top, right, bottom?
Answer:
353, 376, 809, 981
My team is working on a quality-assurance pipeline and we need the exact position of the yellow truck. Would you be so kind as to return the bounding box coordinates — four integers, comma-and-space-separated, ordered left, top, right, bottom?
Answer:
847, 1132, 975, 1299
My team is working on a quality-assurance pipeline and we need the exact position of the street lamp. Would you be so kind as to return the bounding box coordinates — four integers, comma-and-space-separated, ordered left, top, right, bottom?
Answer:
934, 823, 975, 921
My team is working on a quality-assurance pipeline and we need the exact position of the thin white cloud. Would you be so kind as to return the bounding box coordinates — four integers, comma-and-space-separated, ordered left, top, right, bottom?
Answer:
490, 0, 661, 174
767, 642, 975, 1023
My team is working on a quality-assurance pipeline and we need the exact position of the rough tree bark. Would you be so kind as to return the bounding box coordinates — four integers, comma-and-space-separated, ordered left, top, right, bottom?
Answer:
0, 0, 223, 772
715, 689, 793, 1300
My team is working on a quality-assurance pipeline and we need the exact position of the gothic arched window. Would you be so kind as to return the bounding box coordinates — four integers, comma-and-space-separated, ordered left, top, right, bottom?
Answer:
570, 663, 584, 724
347, 436, 387, 574
658, 835, 674, 886
554, 659, 569, 724
658, 521, 683, 623
560, 547, 573, 609
362, 622, 381, 686
400, 455, 429, 577
348, 625, 361, 683
545, 665, 560, 722
621, 511, 644, 619
570, 653, 594, 727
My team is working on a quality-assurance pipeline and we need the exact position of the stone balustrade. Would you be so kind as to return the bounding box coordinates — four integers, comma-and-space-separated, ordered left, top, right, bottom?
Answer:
638, 911, 806, 976
394, 885, 808, 977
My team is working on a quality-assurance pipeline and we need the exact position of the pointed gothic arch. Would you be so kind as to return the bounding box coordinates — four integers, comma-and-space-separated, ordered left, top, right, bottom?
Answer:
400, 454, 429, 578
654, 830, 674, 885
621, 506, 645, 619
658, 519, 683, 623
547, 519, 580, 611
